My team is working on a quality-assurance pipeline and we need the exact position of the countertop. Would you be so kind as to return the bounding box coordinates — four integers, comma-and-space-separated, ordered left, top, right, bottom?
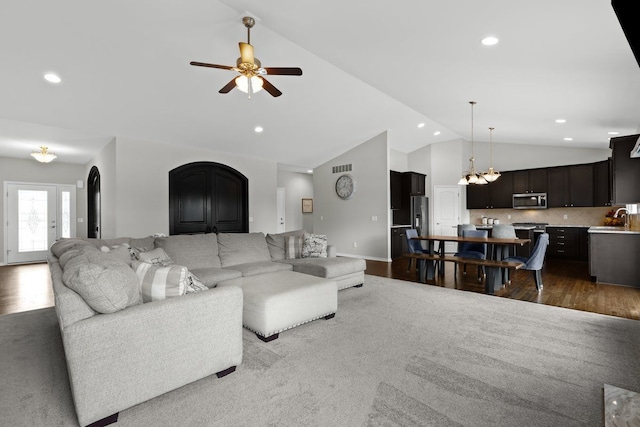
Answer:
476, 225, 537, 230
391, 224, 411, 228
588, 226, 640, 235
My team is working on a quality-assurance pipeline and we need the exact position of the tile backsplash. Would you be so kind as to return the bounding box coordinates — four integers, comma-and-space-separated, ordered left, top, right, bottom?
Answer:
470, 206, 619, 226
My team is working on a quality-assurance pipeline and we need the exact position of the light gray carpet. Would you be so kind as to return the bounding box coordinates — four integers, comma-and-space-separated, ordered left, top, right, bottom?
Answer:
2, 275, 640, 426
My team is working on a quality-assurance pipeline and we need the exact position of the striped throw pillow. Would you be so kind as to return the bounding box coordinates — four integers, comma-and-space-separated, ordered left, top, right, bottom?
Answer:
284, 236, 303, 259
132, 261, 188, 302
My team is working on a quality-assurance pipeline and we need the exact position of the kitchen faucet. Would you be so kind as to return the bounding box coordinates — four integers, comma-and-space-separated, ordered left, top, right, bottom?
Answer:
614, 207, 630, 227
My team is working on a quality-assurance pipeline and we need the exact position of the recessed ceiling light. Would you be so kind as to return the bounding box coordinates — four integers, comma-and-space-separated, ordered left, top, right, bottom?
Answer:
555, 119, 566, 123
44, 73, 61, 84
481, 36, 499, 46
433, 131, 441, 136
417, 123, 425, 128
564, 137, 573, 141
608, 131, 619, 135
254, 126, 263, 133
307, 169, 313, 174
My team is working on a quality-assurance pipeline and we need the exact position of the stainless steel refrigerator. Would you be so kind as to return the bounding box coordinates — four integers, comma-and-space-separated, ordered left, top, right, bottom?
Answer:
410, 196, 429, 236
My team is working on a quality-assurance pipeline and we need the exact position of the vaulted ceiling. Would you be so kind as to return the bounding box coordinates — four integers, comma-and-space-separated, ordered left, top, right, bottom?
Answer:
1, 0, 639, 170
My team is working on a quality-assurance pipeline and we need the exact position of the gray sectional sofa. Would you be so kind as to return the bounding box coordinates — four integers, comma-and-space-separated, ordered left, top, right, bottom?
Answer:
48, 230, 365, 427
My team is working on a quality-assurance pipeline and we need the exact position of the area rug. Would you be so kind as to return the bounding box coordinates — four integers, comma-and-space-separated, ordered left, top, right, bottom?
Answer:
2, 275, 639, 426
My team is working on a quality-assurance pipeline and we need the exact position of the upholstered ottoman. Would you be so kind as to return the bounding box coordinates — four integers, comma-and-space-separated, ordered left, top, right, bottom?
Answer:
218, 271, 337, 342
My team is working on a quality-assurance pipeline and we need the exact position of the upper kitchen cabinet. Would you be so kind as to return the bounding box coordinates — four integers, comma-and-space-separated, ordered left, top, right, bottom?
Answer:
465, 171, 513, 209
402, 172, 426, 196
611, 134, 640, 204
390, 170, 402, 210
512, 168, 547, 194
547, 164, 594, 207
594, 159, 612, 206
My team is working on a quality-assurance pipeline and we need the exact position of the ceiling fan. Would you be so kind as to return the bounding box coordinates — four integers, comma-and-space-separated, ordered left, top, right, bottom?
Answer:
190, 16, 303, 98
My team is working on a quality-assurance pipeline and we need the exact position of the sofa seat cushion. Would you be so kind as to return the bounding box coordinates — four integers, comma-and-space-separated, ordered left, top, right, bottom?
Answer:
278, 257, 366, 279
226, 261, 292, 277
190, 268, 242, 288
154, 233, 221, 270
217, 233, 271, 267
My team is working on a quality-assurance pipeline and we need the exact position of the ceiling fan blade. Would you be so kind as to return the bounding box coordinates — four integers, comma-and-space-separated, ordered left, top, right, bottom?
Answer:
218, 78, 237, 94
260, 77, 282, 97
190, 61, 234, 70
263, 67, 303, 76
239, 42, 254, 64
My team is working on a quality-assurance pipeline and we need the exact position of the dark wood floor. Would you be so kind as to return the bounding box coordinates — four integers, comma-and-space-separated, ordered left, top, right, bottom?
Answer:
366, 258, 640, 321
0, 262, 53, 316
1, 260, 639, 321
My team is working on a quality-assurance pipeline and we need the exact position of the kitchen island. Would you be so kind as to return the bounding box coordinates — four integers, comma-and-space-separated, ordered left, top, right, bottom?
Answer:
589, 226, 640, 288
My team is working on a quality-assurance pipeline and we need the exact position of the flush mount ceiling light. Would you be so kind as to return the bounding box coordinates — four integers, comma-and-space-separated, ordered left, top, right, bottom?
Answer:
458, 101, 488, 186
44, 73, 61, 84
31, 146, 57, 163
482, 127, 501, 182
481, 36, 499, 46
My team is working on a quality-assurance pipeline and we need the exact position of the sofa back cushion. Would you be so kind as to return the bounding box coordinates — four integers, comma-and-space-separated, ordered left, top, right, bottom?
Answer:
154, 233, 221, 270
217, 232, 271, 267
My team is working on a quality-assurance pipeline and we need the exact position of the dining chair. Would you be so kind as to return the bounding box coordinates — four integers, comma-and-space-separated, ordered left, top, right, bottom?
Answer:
454, 229, 488, 281
405, 228, 428, 272
491, 224, 517, 283
504, 233, 550, 292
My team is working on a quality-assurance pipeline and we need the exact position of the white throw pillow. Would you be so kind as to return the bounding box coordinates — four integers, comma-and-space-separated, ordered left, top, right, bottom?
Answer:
302, 233, 327, 258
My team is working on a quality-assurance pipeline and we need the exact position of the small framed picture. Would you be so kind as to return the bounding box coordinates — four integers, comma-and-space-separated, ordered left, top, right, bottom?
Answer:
302, 198, 313, 213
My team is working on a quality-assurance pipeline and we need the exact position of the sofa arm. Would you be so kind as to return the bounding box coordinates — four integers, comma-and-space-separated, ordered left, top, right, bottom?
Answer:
62, 286, 243, 427
327, 245, 337, 257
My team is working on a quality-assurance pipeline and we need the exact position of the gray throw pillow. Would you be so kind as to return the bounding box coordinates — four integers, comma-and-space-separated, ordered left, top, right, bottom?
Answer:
66, 263, 142, 313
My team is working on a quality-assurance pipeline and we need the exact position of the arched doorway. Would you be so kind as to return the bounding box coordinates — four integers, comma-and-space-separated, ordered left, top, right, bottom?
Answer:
87, 166, 101, 238
169, 162, 248, 235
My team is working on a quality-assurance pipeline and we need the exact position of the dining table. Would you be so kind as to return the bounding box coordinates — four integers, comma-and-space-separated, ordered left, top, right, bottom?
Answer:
410, 234, 531, 294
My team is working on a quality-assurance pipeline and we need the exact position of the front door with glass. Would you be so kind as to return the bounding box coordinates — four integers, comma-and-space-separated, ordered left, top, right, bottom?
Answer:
6, 183, 76, 264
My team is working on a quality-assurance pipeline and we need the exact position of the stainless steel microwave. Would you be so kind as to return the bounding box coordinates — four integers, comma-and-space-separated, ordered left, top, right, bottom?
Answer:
512, 193, 547, 209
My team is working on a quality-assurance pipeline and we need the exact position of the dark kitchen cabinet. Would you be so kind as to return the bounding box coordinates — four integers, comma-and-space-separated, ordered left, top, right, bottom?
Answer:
466, 183, 489, 209
611, 134, 640, 204
512, 168, 547, 194
547, 226, 588, 261
390, 170, 402, 210
547, 164, 594, 208
465, 171, 513, 209
402, 172, 426, 196
391, 227, 410, 259
594, 159, 612, 206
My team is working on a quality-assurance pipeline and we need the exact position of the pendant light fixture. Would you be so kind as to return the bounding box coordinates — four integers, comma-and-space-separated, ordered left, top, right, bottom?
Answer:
482, 127, 501, 182
458, 101, 488, 185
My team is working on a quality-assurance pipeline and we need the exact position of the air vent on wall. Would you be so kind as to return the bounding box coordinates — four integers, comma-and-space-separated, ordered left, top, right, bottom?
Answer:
332, 164, 352, 174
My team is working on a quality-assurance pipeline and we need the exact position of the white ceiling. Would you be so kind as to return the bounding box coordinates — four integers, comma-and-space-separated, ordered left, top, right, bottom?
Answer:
1, 0, 639, 170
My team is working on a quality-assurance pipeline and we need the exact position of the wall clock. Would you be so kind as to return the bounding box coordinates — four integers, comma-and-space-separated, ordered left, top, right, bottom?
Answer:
335, 174, 356, 200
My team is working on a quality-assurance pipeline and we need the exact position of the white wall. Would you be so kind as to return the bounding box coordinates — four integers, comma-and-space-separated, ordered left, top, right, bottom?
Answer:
0, 156, 86, 264
85, 139, 117, 238
313, 132, 389, 260
389, 149, 409, 172
277, 170, 314, 232
110, 137, 278, 238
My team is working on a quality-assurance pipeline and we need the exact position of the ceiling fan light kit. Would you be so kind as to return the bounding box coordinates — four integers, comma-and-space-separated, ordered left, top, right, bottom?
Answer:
190, 16, 302, 98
